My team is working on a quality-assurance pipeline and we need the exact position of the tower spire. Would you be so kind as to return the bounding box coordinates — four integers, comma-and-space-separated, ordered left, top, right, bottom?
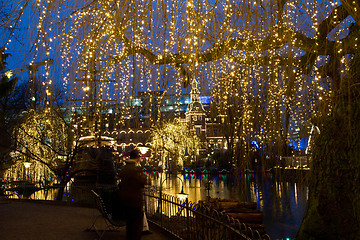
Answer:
187, 77, 205, 114
190, 78, 200, 104
186, 77, 206, 141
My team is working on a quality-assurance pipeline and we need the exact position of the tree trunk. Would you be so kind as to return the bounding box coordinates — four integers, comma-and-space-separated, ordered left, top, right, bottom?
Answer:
296, 87, 360, 239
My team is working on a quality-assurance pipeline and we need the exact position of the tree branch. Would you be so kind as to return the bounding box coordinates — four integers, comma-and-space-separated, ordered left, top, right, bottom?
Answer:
340, 0, 360, 24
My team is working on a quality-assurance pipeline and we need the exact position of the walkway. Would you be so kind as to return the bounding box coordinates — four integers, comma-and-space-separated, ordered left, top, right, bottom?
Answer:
0, 199, 170, 240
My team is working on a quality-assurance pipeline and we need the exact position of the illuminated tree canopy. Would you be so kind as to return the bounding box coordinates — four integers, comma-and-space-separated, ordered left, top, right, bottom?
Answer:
1, 0, 358, 145
150, 119, 200, 167
6, 108, 68, 181
1, 0, 360, 238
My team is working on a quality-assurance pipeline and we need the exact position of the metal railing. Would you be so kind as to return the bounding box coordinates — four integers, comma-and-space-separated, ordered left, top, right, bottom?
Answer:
144, 187, 271, 240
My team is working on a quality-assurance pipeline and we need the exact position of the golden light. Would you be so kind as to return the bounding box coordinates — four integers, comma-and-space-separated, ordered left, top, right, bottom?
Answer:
2, 0, 353, 175
23, 162, 32, 169
177, 186, 188, 202
5, 71, 13, 79
137, 146, 150, 155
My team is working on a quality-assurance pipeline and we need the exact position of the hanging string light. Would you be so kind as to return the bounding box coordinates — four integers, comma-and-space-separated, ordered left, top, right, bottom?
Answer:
1, 0, 355, 170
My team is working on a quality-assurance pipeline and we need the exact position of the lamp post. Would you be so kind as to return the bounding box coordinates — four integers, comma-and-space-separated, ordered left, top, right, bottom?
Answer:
177, 182, 188, 201
204, 179, 212, 201
23, 161, 32, 181
159, 175, 188, 201
23, 146, 32, 181
137, 145, 150, 166
157, 174, 188, 227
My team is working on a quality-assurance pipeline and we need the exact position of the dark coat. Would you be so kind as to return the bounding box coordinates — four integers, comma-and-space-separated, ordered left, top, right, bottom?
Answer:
119, 160, 146, 208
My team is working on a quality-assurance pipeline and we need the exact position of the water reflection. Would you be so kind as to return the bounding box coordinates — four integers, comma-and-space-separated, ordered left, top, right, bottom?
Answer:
5, 186, 60, 200
149, 172, 308, 240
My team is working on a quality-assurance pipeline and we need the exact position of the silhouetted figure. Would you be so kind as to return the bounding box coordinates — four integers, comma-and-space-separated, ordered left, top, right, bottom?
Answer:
118, 149, 146, 240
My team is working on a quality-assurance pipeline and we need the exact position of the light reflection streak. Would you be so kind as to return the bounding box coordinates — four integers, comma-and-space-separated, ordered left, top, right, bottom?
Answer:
295, 183, 298, 205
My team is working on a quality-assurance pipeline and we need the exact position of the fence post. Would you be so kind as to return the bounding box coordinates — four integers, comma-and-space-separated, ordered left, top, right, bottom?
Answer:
186, 197, 190, 239
160, 190, 163, 228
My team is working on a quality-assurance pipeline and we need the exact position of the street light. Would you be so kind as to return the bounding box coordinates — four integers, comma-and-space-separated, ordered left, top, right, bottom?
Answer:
23, 160, 32, 181
137, 145, 150, 155
155, 175, 188, 225
204, 179, 212, 201
160, 175, 188, 201
177, 184, 188, 201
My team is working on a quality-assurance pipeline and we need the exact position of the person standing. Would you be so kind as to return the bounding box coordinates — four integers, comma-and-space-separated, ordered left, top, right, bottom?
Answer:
119, 149, 146, 240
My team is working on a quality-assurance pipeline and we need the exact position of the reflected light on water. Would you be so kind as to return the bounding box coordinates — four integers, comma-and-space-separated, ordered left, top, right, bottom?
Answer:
295, 183, 298, 205
149, 172, 307, 240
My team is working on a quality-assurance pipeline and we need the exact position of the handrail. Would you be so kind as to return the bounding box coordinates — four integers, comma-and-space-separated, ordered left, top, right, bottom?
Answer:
144, 187, 271, 240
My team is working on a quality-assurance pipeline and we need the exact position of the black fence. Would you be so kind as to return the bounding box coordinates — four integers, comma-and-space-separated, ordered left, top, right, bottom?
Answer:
144, 187, 271, 240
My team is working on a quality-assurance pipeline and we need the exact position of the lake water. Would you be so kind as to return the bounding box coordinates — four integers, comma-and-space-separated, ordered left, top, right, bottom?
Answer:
149, 172, 308, 240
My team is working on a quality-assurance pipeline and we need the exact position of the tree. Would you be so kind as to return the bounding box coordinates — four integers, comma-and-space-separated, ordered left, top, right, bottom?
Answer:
296, 41, 360, 240
8, 107, 64, 177
207, 73, 250, 168
0, 47, 22, 163
2, 0, 360, 237
150, 119, 200, 169
1, 73, 82, 199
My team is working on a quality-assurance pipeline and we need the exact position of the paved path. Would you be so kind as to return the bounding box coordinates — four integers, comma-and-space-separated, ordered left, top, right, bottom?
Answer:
0, 199, 169, 240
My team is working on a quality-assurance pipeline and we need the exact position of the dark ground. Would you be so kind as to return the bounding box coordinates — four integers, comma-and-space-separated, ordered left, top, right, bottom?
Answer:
0, 199, 170, 240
